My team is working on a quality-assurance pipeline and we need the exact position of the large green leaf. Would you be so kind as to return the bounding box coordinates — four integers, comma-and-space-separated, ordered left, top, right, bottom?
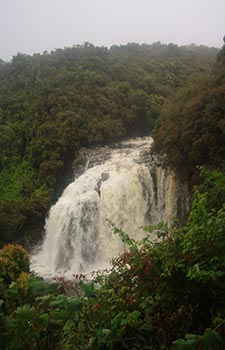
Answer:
202, 328, 223, 347
80, 282, 96, 298
14, 304, 37, 322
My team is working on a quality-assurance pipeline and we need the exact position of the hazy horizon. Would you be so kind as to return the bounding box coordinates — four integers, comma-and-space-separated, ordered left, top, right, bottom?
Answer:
1, 0, 224, 61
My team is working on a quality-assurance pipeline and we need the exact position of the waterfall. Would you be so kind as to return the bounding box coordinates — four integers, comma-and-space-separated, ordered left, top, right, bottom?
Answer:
31, 137, 189, 278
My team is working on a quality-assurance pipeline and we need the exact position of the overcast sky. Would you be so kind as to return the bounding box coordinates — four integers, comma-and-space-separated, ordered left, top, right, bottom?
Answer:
1, 0, 224, 61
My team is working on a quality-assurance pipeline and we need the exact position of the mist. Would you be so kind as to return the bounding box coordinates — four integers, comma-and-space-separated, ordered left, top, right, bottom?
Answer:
1, 0, 225, 61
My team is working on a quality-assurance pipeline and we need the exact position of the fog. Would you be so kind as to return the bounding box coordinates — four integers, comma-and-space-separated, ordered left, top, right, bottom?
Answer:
1, 0, 224, 61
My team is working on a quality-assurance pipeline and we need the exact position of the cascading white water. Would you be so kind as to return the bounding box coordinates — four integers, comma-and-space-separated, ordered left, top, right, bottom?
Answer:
31, 137, 188, 278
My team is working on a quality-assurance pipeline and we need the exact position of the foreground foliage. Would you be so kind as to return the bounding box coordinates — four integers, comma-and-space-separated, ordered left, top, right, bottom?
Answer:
0, 169, 225, 349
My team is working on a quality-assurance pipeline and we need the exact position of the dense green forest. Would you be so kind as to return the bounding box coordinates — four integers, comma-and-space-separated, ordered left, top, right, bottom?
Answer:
0, 42, 218, 246
0, 42, 225, 349
153, 46, 225, 182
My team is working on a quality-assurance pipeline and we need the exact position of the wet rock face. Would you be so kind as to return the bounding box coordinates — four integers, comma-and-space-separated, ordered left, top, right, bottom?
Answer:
73, 138, 158, 177
95, 172, 110, 195
73, 145, 112, 178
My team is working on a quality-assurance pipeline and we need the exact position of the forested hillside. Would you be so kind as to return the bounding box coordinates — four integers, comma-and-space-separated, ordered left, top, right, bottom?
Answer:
0, 42, 218, 246
153, 45, 225, 182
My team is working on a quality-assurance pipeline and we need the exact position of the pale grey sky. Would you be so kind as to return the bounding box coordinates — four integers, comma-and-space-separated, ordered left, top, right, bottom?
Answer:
0, 0, 224, 61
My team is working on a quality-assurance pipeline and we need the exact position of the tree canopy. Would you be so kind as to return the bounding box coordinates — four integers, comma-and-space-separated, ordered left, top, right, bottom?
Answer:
153, 45, 225, 183
0, 42, 219, 245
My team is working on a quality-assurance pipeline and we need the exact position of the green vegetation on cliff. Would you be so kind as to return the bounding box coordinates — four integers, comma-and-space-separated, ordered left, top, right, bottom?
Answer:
0, 42, 218, 245
153, 45, 225, 182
